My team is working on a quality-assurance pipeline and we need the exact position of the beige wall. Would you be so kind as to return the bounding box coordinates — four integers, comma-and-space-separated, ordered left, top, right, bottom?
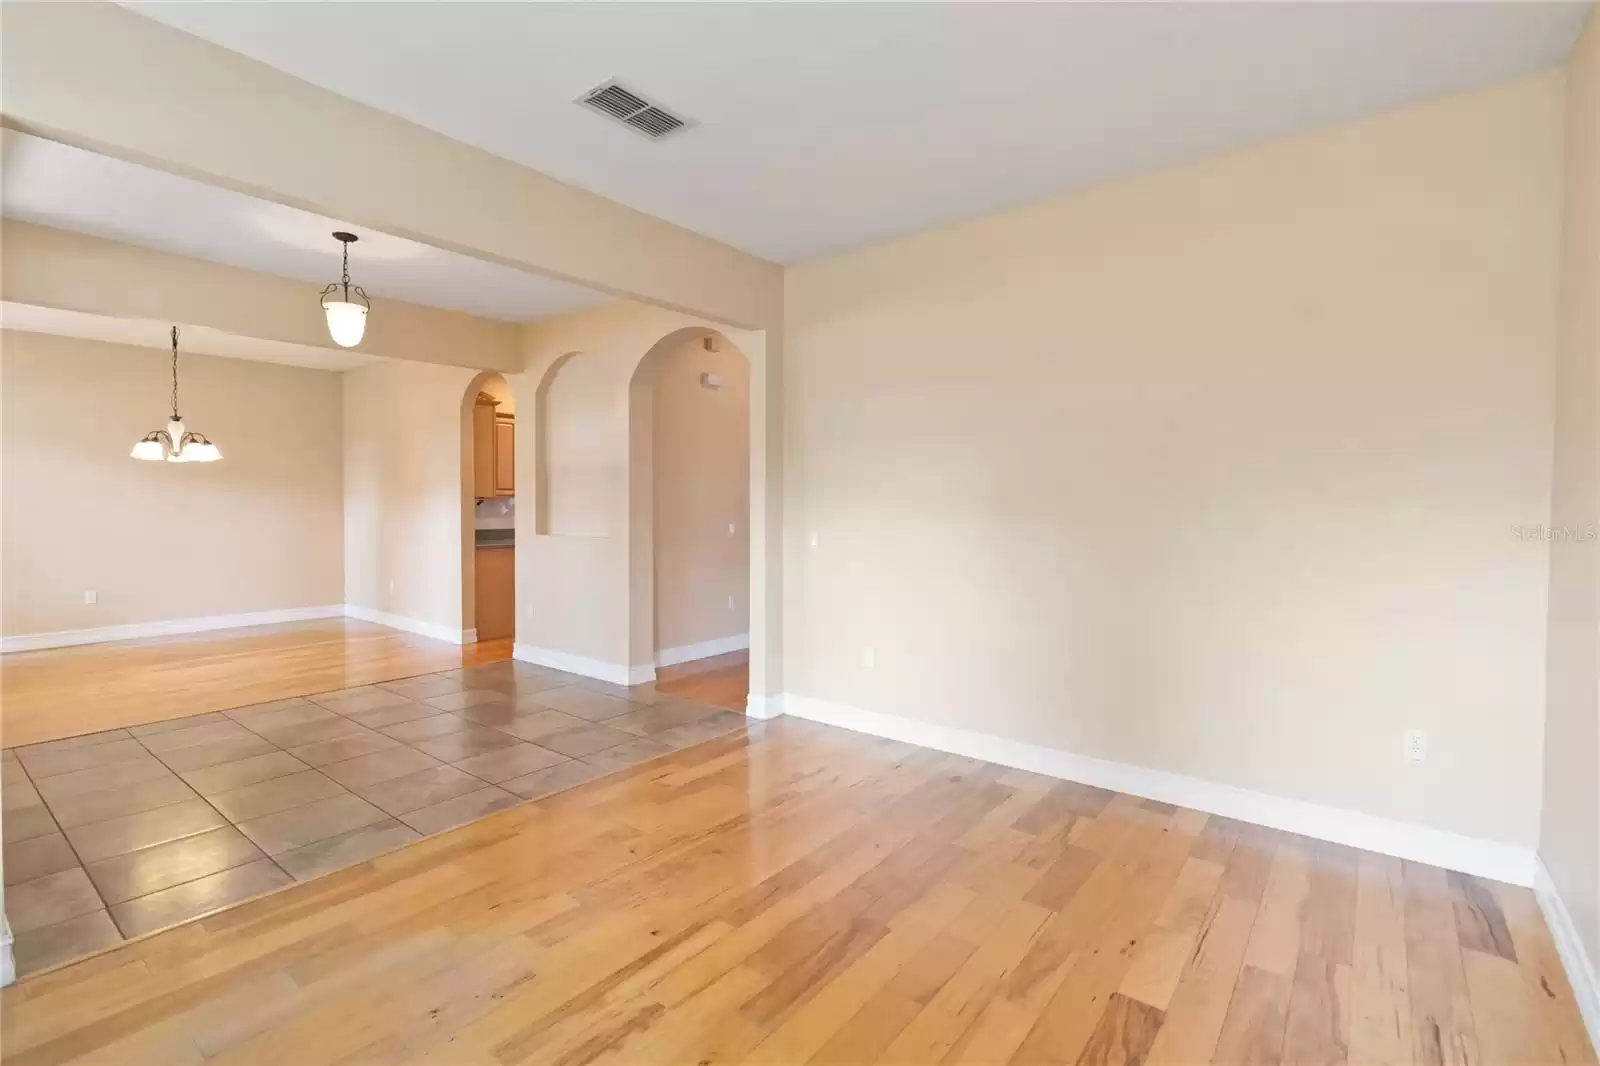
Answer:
1, 330, 343, 635
519, 302, 768, 679
1, 2, 782, 330
1542, 11, 1600, 971
648, 337, 751, 654
782, 72, 1564, 848
343, 358, 478, 635
3, 222, 523, 373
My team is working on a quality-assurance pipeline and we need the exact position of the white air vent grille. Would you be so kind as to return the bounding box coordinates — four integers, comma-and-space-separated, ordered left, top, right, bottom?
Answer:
577, 80, 694, 141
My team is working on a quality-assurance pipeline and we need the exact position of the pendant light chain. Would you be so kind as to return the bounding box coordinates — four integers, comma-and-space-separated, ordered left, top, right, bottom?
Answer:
341, 240, 352, 301
170, 326, 182, 421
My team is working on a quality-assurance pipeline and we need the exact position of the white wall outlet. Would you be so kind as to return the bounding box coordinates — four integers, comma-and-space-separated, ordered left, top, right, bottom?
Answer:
83, 590, 97, 605
1404, 729, 1427, 764
861, 646, 875, 668
809, 531, 820, 548
727, 595, 735, 610
728, 522, 736, 536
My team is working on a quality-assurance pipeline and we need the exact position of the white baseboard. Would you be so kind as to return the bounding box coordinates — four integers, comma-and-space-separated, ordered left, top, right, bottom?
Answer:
342, 605, 473, 646
1536, 857, 1600, 1052
0, 605, 346, 653
744, 693, 782, 720
779, 694, 1537, 887
657, 633, 751, 668
1, 916, 13, 988
514, 643, 651, 687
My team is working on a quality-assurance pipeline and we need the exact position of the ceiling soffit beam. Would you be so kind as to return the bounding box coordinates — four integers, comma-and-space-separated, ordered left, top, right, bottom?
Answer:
1, 221, 522, 373
0, 2, 782, 331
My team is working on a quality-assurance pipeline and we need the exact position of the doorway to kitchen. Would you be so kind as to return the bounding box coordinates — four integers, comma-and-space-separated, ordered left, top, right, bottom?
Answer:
466, 372, 515, 642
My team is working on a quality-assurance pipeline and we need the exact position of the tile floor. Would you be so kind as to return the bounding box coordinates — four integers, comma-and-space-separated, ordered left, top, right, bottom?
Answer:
1, 659, 747, 978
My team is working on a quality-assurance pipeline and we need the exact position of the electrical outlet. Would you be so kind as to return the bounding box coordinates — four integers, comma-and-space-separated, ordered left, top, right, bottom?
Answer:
809, 531, 820, 548
84, 590, 97, 605
1404, 729, 1427, 764
727, 595, 735, 610
862, 646, 875, 668
727, 522, 736, 536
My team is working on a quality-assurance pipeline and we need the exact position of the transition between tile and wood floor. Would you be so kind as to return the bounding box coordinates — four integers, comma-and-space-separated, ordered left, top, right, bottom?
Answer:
1, 658, 745, 978
2, 716, 1593, 1066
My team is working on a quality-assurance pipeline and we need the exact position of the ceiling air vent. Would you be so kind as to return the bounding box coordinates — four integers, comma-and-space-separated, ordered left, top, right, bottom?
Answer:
576, 80, 694, 142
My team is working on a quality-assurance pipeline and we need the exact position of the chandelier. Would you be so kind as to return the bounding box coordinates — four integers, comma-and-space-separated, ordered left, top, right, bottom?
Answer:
130, 326, 221, 463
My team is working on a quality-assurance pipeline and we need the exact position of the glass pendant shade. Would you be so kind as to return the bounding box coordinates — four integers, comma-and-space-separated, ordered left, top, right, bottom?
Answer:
323, 300, 368, 347
320, 232, 370, 348
130, 436, 166, 461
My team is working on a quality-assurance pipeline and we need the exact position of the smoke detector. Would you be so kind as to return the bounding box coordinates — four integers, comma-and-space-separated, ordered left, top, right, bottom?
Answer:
576, 80, 695, 142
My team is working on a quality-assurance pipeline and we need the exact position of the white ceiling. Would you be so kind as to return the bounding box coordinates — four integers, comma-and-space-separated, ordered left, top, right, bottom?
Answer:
1, 303, 383, 373
0, 132, 610, 323
125, 1, 1590, 263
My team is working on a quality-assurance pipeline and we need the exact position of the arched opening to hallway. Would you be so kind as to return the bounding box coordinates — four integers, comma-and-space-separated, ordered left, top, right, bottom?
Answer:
460, 370, 516, 646
628, 328, 750, 709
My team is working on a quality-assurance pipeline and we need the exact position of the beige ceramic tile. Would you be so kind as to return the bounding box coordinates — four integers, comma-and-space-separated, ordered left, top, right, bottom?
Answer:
4, 777, 42, 811
501, 760, 610, 800
354, 765, 487, 817
4, 804, 62, 844
376, 674, 468, 700
226, 702, 332, 732
309, 687, 418, 715
248, 716, 366, 749
155, 735, 278, 773
32, 757, 175, 803
526, 686, 638, 722
110, 859, 292, 937
377, 714, 472, 744
64, 799, 227, 864
136, 720, 256, 754
180, 751, 309, 797
411, 727, 522, 763
16, 730, 132, 756
207, 770, 347, 822
482, 708, 590, 741
286, 730, 400, 768
4, 832, 81, 885
43, 775, 199, 830
319, 747, 441, 790
11, 909, 123, 977
7, 867, 105, 933
341, 700, 439, 730
273, 819, 422, 881
422, 689, 510, 713
127, 713, 232, 737
17, 738, 155, 780
537, 724, 636, 759
451, 743, 568, 784
400, 787, 522, 836
85, 825, 264, 905
234, 792, 388, 855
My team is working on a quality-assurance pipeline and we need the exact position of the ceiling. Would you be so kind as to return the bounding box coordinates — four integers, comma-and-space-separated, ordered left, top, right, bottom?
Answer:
125, 1, 1590, 263
2, 303, 383, 372
0, 132, 610, 323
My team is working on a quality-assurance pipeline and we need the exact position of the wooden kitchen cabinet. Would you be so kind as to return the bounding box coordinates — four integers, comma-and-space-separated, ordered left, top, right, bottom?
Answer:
472, 393, 515, 499
493, 415, 515, 497
474, 547, 515, 639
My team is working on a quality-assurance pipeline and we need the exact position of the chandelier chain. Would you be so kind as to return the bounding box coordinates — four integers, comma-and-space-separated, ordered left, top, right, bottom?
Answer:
170, 326, 181, 421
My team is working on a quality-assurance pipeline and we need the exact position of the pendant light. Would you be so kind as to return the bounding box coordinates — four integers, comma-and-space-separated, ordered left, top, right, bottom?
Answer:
130, 326, 222, 463
320, 231, 369, 347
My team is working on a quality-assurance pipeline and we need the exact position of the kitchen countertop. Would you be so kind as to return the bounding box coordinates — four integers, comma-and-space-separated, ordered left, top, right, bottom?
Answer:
475, 530, 514, 548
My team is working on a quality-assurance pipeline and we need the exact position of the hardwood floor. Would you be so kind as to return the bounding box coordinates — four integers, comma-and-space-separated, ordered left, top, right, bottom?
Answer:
654, 650, 750, 712
2, 717, 1591, 1066
1, 621, 513, 748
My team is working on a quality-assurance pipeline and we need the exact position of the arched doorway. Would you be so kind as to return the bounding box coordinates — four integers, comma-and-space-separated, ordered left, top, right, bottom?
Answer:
460, 370, 516, 644
628, 328, 750, 708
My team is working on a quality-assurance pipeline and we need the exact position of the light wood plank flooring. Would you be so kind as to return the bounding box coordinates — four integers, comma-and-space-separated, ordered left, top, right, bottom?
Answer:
1, 621, 513, 748
3, 717, 1591, 1066
654, 650, 750, 712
